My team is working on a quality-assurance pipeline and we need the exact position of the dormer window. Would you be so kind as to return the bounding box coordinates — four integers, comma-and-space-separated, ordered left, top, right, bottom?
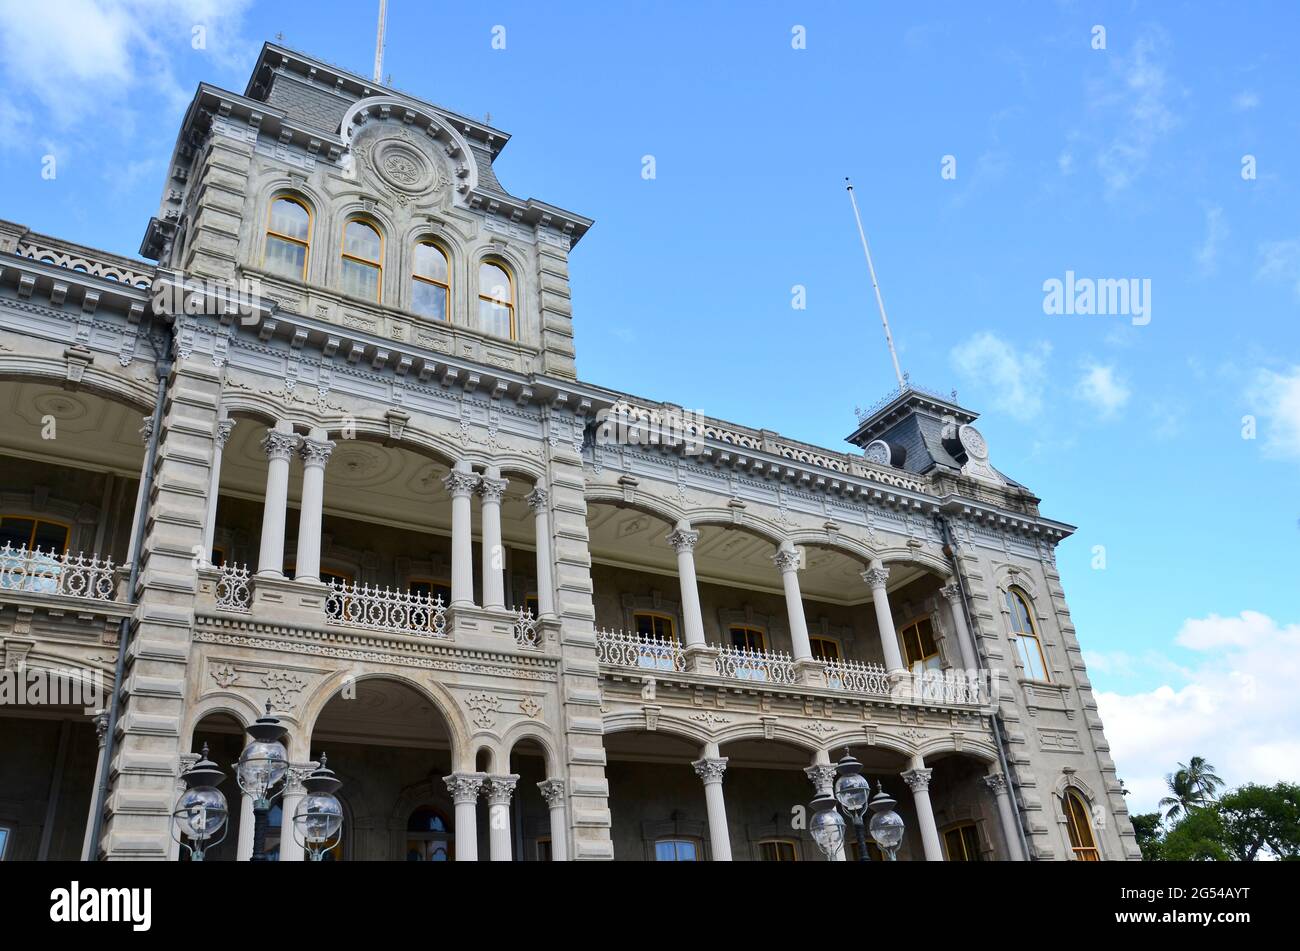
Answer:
478, 260, 515, 340
341, 219, 383, 302
264, 196, 311, 280
412, 241, 450, 321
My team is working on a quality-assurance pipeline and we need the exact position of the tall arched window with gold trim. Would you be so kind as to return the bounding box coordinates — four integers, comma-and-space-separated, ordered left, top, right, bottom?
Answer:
341, 219, 383, 302
412, 241, 450, 320
1005, 588, 1049, 681
478, 260, 515, 339
264, 197, 311, 280
1063, 789, 1100, 861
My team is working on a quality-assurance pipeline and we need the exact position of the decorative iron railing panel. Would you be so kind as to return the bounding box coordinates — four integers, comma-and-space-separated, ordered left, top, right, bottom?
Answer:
823, 657, 891, 696
595, 628, 685, 672
215, 562, 251, 612
714, 644, 797, 685
325, 581, 448, 638
0, 544, 117, 601
514, 607, 541, 649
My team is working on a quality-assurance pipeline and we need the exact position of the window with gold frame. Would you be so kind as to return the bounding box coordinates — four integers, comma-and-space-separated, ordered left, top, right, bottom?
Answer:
0, 516, 70, 553
810, 636, 841, 661
845, 837, 888, 862
478, 260, 515, 339
1063, 789, 1100, 861
1005, 588, 1050, 681
942, 822, 984, 861
898, 616, 941, 673
411, 240, 450, 321
728, 625, 766, 651
264, 196, 311, 280
633, 611, 676, 642
756, 838, 799, 861
341, 218, 383, 302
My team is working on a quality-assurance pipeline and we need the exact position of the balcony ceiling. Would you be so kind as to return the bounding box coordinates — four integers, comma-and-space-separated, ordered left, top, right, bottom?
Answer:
0, 380, 145, 475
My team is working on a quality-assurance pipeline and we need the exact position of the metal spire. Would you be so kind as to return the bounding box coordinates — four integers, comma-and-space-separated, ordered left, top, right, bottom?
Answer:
845, 178, 906, 390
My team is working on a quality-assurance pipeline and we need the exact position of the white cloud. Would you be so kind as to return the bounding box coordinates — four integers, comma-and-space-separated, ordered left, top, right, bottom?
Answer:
949, 332, 1050, 421
1097, 611, 1300, 813
1246, 365, 1300, 460
0, 0, 254, 142
1256, 239, 1300, 298
1195, 206, 1226, 276
1076, 362, 1130, 418
1233, 90, 1260, 111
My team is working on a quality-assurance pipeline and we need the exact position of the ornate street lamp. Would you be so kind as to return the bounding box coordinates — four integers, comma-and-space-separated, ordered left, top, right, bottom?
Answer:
236, 701, 289, 862
808, 748, 907, 862
171, 744, 229, 861
293, 753, 345, 861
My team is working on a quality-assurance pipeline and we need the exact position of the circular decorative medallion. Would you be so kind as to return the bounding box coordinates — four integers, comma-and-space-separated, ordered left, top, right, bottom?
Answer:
863, 439, 892, 465
957, 424, 988, 460
371, 139, 437, 196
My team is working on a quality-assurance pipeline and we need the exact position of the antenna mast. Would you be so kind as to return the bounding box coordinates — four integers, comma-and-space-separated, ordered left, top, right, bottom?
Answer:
845, 178, 905, 390
372, 0, 388, 84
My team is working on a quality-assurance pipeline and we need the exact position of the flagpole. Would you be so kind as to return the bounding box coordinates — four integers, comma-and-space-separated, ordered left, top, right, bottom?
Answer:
372, 0, 388, 84
845, 178, 905, 390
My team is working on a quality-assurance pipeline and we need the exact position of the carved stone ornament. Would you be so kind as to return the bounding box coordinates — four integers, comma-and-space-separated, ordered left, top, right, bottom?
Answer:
478, 476, 509, 504
901, 767, 933, 793
299, 438, 336, 469
484, 774, 519, 806
443, 772, 485, 805
525, 486, 549, 511
863, 439, 892, 465
537, 778, 566, 808
665, 528, 699, 555
862, 566, 890, 589
262, 429, 298, 462
957, 424, 988, 460
465, 691, 501, 729
692, 757, 729, 785
443, 469, 480, 498
772, 547, 801, 573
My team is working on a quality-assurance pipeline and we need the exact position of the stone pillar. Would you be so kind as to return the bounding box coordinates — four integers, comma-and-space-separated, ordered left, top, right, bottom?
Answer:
256, 421, 296, 578
525, 485, 555, 618
293, 431, 334, 584
235, 790, 255, 860
537, 778, 569, 861
985, 772, 1026, 861
81, 710, 110, 861
124, 415, 154, 568
444, 462, 479, 608
774, 543, 813, 661
940, 582, 979, 673
804, 751, 845, 862
479, 466, 508, 609
279, 765, 314, 862
202, 417, 234, 563
864, 562, 907, 674
666, 522, 705, 648
444, 772, 486, 861
693, 745, 732, 861
901, 761, 944, 861
484, 774, 520, 862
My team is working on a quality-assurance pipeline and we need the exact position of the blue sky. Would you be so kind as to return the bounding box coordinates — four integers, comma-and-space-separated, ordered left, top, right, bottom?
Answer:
1, 1, 1297, 811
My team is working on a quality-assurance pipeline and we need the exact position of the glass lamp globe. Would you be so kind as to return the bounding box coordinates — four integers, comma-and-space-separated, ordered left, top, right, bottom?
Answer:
810, 804, 846, 859
237, 739, 288, 798
869, 807, 906, 858
834, 771, 870, 817
294, 791, 344, 845
174, 785, 228, 841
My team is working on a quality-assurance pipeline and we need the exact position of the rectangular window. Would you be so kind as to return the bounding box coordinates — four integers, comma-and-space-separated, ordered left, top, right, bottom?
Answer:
729, 626, 766, 651
265, 235, 308, 280
943, 823, 983, 861
535, 837, 552, 862
478, 298, 513, 340
899, 617, 941, 673
757, 839, 798, 861
0, 516, 69, 553
810, 637, 840, 660
634, 612, 676, 641
341, 257, 381, 301
409, 579, 452, 604
654, 838, 698, 861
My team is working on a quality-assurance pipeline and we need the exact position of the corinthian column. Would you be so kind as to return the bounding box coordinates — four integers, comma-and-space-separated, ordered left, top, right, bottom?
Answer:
984, 772, 1026, 861
443, 772, 486, 861
901, 762, 944, 861
864, 562, 907, 674
774, 543, 813, 661
484, 773, 520, 861
443, 462, 479, 608
693, 745, 732, 861
804, 751, 845, 861
666, 522, 705, 648
478, 466, 508, 609
293, 430, 334, 583
525, 485, 555, 618
537, 778, 569, 861
256, 421, 297, 578
940, 582, 979, 673
202, 417, 234, 563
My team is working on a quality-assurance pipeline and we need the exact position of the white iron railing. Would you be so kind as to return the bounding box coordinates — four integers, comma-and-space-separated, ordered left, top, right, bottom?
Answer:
215, 562, 251, 612
714, 644, 797, 685
824, 657, 891, 696
912, 670, 984, 705
595, 628, 685, 672
514, 607, 541, 649
0, 544, 117, 601
325, 581, 448, 638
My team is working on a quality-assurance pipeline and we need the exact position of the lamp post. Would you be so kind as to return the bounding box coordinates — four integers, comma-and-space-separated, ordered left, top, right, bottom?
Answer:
171, 744, 229, 861
235, 702, 289, 862
809, 747, 906, 862
293, 753, 345, 861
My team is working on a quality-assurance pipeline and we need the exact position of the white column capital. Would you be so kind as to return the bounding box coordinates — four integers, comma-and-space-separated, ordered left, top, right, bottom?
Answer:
803, 763, 837, 796
984, 772, 1009, 795
773, 545, 801, 573
139, 415, 154, 445
262, 428, 298, 462
215, 419, 236, 448
862, 564, 890, 589
478, 475, 509, 503
443, 469, 480, 499
692, 757, 729, 785
537, 778, 566, 807
443, 771, 487, 805
939, 582, 963, 603
299, 437, 335, 469
484, 773, 520, 806
901, 766, 933, 793
525, 484, 549, 510
666, 527, 700, 554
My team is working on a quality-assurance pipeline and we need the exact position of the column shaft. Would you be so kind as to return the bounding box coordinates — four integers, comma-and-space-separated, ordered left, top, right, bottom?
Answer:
527, 486, 555, 618
485, 774, 519, 861
941, 583, 979, 672
775, 545, 812, 661
865, 563, 907, 673
538, 778, 568, 861
479, 467, 508, 609
445, 463, 478, 607
902, 764, 944, 861
293, 432, 334, 583
81, 711, 109, 861
693, 753, 732, 861
236, 791, 255, 861
203, 418, 234, 561
257, 422, 296, 577
986, 773, 1026, 860
667, 524, 705, 647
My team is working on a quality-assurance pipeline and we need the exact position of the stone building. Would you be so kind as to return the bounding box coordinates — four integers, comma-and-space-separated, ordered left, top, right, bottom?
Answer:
0, 42, 1140, 862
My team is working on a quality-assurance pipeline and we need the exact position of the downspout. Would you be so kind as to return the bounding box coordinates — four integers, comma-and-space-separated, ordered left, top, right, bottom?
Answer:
87, 315, 173, 860
937, 513, 1034, 861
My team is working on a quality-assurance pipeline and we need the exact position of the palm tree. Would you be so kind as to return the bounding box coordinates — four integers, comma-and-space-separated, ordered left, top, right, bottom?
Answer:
1158, 756, 1224, 821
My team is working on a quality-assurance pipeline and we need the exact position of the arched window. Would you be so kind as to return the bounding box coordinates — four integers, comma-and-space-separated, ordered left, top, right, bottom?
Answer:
265, 196, 311, 280
478, 260, 515, 339
411, 241, 450, 320
341, 219, 383, 302
405, 806, 451, 861
1063, 789, 1100, 861
1005, 588, 1049, 681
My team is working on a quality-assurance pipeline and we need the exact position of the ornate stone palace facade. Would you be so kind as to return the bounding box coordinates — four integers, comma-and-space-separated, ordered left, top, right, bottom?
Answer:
0, 42, 1139, 862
